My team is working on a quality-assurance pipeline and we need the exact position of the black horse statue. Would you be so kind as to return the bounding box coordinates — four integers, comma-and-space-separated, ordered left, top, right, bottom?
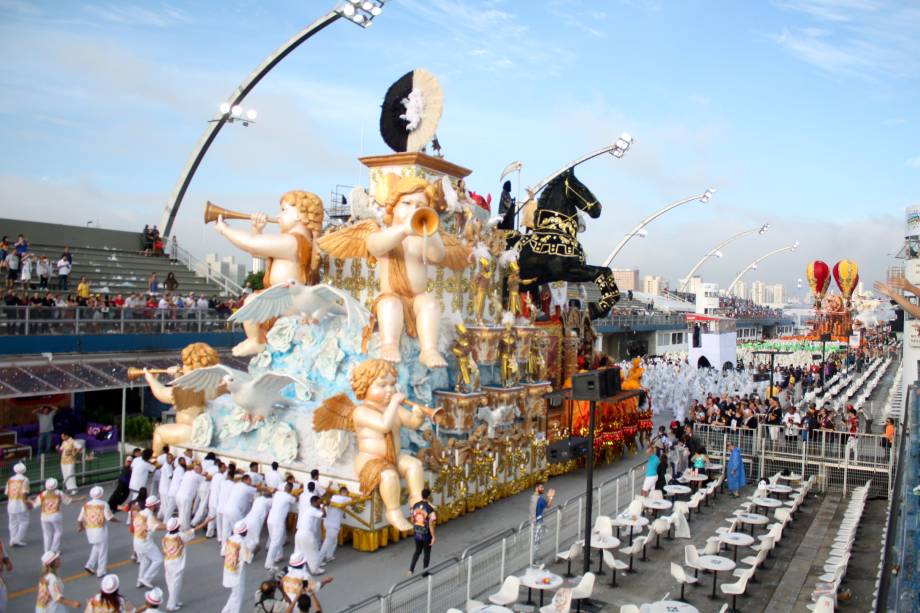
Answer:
507, 168, 620, 319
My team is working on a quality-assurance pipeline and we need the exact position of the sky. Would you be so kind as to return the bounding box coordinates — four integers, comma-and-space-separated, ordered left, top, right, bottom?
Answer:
0, 0, 918, 296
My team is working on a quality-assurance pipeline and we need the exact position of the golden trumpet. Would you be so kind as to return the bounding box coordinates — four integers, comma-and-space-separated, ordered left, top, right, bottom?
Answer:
126, 367, 173, 381
204, 201, 278, 225
404, 399, 444, 424
409, 207, 439, 237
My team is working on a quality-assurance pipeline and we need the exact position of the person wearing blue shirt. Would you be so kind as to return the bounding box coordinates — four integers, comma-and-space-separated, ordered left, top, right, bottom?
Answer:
642, 447, 661, 496
530, 483, 554, 561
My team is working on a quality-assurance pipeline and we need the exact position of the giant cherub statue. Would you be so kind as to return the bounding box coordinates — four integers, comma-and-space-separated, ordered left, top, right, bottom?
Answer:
313, 359, 442, 531
214, 190, 324, 356
146, 343, 225, 456
317, 175, 470, 368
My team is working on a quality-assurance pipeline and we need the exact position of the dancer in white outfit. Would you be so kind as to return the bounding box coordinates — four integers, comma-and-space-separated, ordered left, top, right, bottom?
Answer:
243, 490, 272, 552
134, 495, 166, 589
162, 516, 201, 612
206, 462, 227, 539
5, 462, 30, 546
320, 487, 357, 563
175, 463, 204, 530
221, 520, 254, 613
294, 491, 325, 575
156, 454, 174, 520
77, 486, 117, 577
32, 479, 73, 553
163, 457, 186, 524
264, 483, 296, 569
35, 550, 81, 612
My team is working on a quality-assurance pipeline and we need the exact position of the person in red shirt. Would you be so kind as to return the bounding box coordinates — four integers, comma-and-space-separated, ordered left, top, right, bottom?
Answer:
113, 294, 125, 308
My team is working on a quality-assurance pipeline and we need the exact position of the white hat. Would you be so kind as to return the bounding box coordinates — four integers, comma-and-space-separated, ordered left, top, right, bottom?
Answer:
41, 551, 60, 566
166, 517, 180, 532
233, 519, 248, 535
145, 587, 163, 605
145, 496, 160, 508
45, 478, 58, 490
288, 552, 305, 568
13, 462, 25, 474
90, 486, 104, 499
101, 574, 119, 594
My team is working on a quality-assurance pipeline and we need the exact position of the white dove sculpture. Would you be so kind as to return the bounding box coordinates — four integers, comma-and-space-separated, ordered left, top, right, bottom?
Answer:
169, 365, 307, 422
228, 281, 371, 329
477, 404, 516, 438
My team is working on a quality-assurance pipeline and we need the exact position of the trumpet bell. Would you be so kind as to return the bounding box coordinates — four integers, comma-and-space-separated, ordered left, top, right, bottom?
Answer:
410, 207, 439, 237
204, 201, 277, 224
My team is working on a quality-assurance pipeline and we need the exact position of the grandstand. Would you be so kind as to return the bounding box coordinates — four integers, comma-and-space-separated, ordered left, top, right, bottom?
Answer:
1, 218, 239, 297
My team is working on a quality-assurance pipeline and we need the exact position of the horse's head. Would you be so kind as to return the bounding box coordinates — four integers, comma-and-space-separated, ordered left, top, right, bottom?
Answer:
563, 169, 602, 219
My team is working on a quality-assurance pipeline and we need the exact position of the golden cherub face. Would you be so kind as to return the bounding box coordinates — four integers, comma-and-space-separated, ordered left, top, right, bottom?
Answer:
278, 200, 303, 232
365, 371, 397, 407
392, 191, 428, 226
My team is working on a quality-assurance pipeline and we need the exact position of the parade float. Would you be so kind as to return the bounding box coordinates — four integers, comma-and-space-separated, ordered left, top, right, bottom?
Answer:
147, 69, 647, 551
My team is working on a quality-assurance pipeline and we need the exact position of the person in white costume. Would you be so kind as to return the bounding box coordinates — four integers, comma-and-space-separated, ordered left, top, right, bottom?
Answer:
77, 486, 117, 577
84, 574, 136, 612
5, 462, 30, 546
263, 462, 282, 492
225, 473, 257, 552
35, 550, 81, 612
190, 453, 218, 527
294, 490, 325, 575
264, 482, 296, 570
319, 486, 358, 563
32, 478, 75, 553
163, 457, 186, 524
281, 552, 333, 605
216, 466, 238, 547
156, 453, 174, 520
151, 445, 170, 499
206, 461, 227, 539
162, 516, 205, 612
243, 489, 272, 552
175, 463, 204, 530
143, 587, 163, 611
134, 496, 166, 589
221, 520, 254, 613
129, 449, 157, 503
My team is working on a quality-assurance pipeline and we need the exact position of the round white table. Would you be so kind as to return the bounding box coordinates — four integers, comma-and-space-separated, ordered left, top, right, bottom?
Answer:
589, 532, 621, 574
614, 515, 649, 544
687, 473, 708, 492
519, 569, 563, 607
719, 531, 755, 562
697, 554, 736, 598
645, 600, 701, 613
471, 606, 513, 613
664, 484, 691, 499
751, 496, 783, 516
768, 483, 794, 496
736, 512, 769, 535
643, 498, 673, 517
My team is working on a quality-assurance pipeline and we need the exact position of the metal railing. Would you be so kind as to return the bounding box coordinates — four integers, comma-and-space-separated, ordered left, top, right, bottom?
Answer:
342, 460, 646, 613
595, 313, 688, 328
691, 422, 897, 499
0, 306, 238, 336
174, 242, 244, 296
0, 450, 123, 501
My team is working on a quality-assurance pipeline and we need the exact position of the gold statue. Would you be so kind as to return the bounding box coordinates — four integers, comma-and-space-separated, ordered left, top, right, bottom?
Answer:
472, 257, 493, 325
317, 175, 471, 368
214, 191, 324, 356
146, 343, 225, 456
526, 336, 547, 383
505, 261, 522, 319
313, 359, 443, 531
450, 320, 480, 393
498, 312, 519, 387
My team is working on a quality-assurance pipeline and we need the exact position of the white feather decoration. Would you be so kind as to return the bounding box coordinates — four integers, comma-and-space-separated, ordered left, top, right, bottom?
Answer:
498, 249, 519, 269
470, 242, 491, 262
441, 176, 462, 213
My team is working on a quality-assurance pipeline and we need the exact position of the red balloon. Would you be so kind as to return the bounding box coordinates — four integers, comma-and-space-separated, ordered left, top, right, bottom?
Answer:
806, 260, 830, 301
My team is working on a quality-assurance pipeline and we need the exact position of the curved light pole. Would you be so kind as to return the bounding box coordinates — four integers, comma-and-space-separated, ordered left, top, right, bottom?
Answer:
159, 1, 387, 236
602, 188, 715, 268
726, 241, 800, 295
678, 223, 770, 291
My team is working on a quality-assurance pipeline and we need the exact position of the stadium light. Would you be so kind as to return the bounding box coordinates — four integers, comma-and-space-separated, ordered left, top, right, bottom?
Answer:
726, 241, 800, 295
337, 0, 386, 27
679, 222, 770, 291
214, 102, 258, 127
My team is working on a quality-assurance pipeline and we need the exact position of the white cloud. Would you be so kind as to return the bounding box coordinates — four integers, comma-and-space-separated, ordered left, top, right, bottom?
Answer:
906, 156, 920, 168
82, 4, 192, 27
770, 0, 920, 78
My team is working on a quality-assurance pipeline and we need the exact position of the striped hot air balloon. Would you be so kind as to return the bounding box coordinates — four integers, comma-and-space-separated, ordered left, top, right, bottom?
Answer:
833, 259, 859, 303
806, 260, 831, 307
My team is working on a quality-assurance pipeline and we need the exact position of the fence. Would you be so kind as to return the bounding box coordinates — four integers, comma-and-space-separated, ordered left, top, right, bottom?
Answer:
0, 449, 124, 499
0, 306, 237, 336
341, 461, 646, 613
691, 422, 896, 499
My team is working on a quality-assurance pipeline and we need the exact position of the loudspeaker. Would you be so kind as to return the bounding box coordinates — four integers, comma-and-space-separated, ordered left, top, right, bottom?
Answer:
571, 367, 621, 401
547, 437, 588, 463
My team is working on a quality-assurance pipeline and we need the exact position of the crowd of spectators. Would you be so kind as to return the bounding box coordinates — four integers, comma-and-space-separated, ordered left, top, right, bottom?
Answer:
1, 290, 243, 334
1, 235, 74, 291
142, 225, 178, 261
718, 296, 783, 319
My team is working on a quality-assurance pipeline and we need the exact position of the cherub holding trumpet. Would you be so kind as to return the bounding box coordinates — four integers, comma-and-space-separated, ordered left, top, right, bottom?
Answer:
318, 175, 470, 368
212, 190, 324, 356
313, 359, 443, 531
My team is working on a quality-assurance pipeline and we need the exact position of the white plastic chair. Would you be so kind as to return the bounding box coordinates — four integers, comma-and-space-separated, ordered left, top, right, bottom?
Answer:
670, 562, 698, 601
720, 567, 752, 611
556, 540, 582, 577
594, 515, 613, 538
620, 606, 640, 613
684, 544, 703, 579
570, 572, 595, 613
539, 587, 572, 613
602, 549, 629, 587
465, 600, 484, 613
487, 575, 520, 606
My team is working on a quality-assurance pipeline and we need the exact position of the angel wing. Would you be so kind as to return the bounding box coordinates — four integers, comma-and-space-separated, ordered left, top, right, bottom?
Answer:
316, 219, 379, 260
170, 365, 240, 392
313, 393, 356, 432
308, 284, 371, 329
228, 282, 295, 324
439, 232, 472, 271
